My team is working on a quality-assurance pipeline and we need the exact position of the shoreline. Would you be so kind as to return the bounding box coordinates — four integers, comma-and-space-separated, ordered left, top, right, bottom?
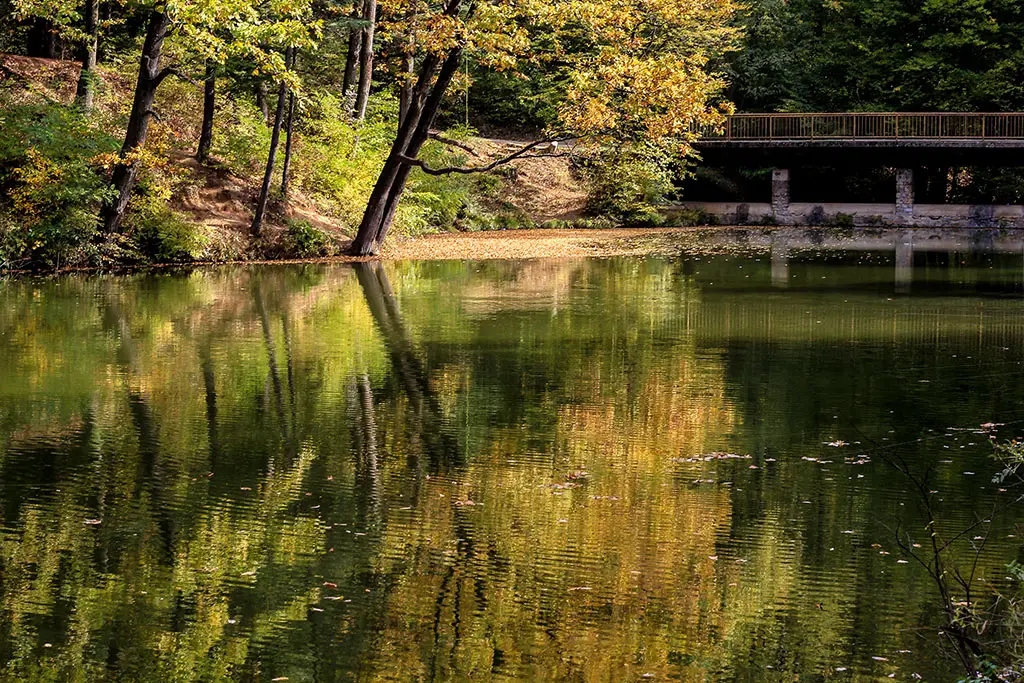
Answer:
6, 224, 1023, 275
0, 228, 729, 275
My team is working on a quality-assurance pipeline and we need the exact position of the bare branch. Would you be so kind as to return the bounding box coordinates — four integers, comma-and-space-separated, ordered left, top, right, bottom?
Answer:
428, 132, 480, 158
399, 137, 573, 176
153, 65, 196, 88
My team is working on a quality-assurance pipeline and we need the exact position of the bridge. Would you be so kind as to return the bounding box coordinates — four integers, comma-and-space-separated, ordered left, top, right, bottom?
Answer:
711, 112, 1024, 141
687, 113, 1024, 227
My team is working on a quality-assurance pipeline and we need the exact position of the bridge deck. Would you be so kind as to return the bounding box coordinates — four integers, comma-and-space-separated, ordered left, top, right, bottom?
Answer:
707, 113, 1024, 141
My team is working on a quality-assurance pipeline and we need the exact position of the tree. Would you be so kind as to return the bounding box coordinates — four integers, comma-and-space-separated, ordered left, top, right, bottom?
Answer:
98, 0, 319, 234
252, 46, 293, 236
12, 0, 98, 108
353, 0, 376, 121
74, 0, 98, 110
196, 58, 216, 162
348, 0, 740, 255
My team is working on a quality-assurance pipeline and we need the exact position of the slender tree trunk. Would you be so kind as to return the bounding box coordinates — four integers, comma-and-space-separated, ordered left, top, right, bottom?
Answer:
280, 92, 296, 197
256, 80, 270, 124
251, 49, 291, 236
342, 1, 363, 102
74, 0, 99, 111
353, 0, 376, 121
197, 59, 216, 162
100, 11, 170, 234
349, 45, 462, 255
280, 50, 297, 197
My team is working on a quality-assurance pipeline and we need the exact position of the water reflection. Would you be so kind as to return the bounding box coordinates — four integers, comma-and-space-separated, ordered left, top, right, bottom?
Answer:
0, 240, 1023, 680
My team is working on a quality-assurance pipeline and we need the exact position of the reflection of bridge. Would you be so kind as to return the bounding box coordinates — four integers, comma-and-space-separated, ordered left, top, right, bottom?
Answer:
696, 227, 1024, 293
688, 113, 1024, 228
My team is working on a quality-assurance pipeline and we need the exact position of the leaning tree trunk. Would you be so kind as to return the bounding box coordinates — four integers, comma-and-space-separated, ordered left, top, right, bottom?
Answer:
353, 0, 376, 122
398, 44, 415, 127
100, 11, 170, 234
74, 0, 99, 111
349, 46, 462, 255
196, 59, 216, 162
251, 50, 291, 236
342, 0, 363, 102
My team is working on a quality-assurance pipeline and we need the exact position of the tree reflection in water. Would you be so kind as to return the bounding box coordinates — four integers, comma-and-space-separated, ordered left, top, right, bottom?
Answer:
0, 253, 1022, 680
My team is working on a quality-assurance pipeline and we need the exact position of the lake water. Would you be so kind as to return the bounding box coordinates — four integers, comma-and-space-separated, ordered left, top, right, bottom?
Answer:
2, 231, 1024, 681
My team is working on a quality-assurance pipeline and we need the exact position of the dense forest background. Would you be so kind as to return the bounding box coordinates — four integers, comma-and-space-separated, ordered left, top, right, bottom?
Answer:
2, 0, 1024, 270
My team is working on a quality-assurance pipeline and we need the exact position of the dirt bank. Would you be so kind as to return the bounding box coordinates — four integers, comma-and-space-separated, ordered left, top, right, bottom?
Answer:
379, 228, 747, 261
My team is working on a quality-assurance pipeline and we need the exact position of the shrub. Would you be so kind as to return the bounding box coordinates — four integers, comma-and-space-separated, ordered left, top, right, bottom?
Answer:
282, 218, 331, 257
125, 196, 209, 262
0, 99, 119, 269
670, 207, 720, 227
830, 212, 855, 228
583, 149, 673, 221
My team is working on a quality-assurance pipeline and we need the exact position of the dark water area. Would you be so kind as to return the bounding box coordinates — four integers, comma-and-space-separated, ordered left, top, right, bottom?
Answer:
2, 233, 1024, 681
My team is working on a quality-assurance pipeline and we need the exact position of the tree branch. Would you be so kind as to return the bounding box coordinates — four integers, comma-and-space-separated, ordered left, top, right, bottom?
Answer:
153, 65, 194, 88
399, 138, 572, 176
428, 131, 480, 157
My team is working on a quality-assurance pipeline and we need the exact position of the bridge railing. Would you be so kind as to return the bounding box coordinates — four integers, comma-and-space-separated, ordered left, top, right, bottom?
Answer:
707, 113, 1024, 140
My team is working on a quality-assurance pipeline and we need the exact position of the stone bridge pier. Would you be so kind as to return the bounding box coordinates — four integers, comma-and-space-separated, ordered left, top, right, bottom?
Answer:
769, 167, 916, 225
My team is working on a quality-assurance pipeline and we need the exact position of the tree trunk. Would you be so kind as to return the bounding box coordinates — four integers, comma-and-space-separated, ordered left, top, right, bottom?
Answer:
251, 50, 291, 237
74, 0, 99, 111
26, 18, 57, 58
197, 59, 216, 162
342, 1, 363, 102
353, 0, 376, 121
281, 91, 296, 197
256, 80, 270, 124
399, 45, 414, 127
349, 45, 462, 255
280, 49, 297, 197
100, 11, 170, 234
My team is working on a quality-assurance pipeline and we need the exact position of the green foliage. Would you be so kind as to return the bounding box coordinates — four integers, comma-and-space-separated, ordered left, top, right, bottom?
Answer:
282, 218, 331, 257
211, 98, 273, 179
583, 149, 674, 223
669, 207, 720, 227
829, 212, 855, 229
0, 97, 118, 269
124, 196, 209, 263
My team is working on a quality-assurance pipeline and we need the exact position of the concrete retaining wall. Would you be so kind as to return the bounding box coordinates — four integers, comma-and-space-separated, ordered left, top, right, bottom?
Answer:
670, 202, 1024, 228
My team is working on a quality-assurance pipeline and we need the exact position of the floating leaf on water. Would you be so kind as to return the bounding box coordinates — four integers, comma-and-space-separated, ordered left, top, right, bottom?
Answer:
675, 452, 752, 463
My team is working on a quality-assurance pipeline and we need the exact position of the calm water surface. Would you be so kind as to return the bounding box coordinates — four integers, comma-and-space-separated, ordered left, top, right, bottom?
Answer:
2, 236, 1024, 681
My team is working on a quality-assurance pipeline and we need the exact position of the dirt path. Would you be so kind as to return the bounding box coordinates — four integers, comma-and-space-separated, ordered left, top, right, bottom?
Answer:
380, 228, 714, 260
